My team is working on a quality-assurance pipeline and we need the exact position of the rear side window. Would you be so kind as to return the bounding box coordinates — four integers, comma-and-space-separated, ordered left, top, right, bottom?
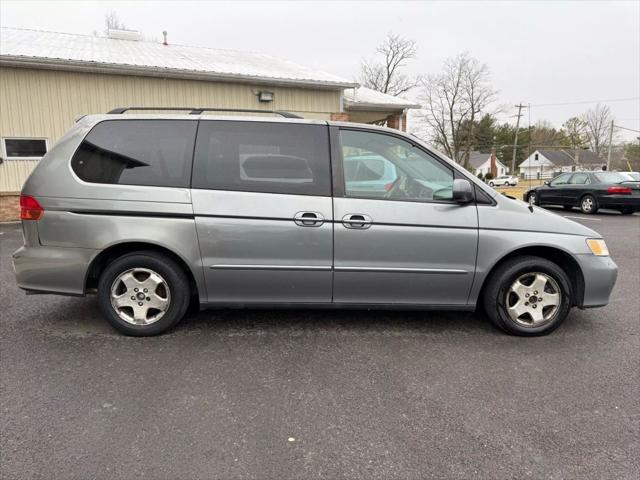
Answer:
569, 173, 590, 184
192, 121, 331, 196
71, 120, 197, 188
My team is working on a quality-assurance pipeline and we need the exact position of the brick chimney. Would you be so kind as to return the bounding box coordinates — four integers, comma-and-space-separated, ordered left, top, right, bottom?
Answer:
490, 149, 497, 177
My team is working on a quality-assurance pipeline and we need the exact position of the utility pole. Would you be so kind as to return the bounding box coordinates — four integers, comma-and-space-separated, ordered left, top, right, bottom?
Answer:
606, 120, 614, 171
511, 103, 527, 174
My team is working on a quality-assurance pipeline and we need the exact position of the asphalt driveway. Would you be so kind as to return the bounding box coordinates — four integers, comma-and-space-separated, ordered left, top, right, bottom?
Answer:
1, 210, 638, 479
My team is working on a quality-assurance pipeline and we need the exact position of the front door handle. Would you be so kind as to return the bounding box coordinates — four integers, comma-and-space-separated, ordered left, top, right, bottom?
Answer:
293, 211, 325, 227
342, 213, 372, 229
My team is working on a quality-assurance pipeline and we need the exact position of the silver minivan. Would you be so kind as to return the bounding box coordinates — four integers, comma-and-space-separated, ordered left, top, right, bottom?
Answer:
12, 109, 618, 336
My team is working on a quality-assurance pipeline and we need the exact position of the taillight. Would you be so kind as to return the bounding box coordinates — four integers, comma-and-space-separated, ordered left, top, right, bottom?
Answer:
607, 186, 632, 195
20, 195, 44, 220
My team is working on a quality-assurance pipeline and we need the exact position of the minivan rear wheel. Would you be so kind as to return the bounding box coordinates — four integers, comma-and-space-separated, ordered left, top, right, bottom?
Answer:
98, 251, 191, 336
482, 256, 572, 336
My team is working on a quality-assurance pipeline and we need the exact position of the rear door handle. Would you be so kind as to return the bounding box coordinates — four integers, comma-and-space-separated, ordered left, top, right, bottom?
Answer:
342, 214, 372, 229
293, 211, 325, 227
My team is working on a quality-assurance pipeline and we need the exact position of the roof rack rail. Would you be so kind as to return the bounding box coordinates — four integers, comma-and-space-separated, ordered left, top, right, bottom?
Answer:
107, 107, 303, 119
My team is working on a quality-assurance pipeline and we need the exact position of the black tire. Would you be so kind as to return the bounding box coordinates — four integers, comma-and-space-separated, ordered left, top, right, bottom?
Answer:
489, 181, 495, 187
482, 256, 572, 336
580, 194, 598, 214
619, 207, 634, 215
97, 251, 191, 336
563, 205, 573, 211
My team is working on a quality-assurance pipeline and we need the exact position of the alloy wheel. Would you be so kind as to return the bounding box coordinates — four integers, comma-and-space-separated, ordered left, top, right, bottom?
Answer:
582, 196, 594, 213
505, 272, 561, 327
110, 268, 171, 325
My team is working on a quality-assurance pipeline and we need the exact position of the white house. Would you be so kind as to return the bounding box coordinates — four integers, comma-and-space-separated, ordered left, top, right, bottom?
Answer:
518, 149, 605, 179
468, 151, 509, 177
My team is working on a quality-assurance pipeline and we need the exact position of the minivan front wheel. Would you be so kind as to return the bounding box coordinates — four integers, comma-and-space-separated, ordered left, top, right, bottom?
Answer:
98, 251, 191, 336
483, 256, 572, 336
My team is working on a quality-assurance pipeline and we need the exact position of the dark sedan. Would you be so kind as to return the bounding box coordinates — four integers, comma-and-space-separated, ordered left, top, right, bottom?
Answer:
524, 171, 640, 215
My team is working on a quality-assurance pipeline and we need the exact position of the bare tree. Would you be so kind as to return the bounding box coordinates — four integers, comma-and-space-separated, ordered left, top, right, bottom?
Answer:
360, 34, 420, 96
581, 103, 613, 157
104, 10, 126, 33
420, 53, 496, 168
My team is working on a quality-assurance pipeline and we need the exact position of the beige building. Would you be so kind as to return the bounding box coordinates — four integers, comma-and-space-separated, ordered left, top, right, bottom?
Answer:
0, 27, 418, 219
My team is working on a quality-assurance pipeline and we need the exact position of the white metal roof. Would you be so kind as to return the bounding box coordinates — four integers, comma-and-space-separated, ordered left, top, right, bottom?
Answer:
343, 86, 421, 111
0, 27, 358, 89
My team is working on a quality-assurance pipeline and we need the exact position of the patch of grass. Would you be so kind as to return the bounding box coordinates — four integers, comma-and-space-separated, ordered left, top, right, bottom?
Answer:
489, 179, 544, 200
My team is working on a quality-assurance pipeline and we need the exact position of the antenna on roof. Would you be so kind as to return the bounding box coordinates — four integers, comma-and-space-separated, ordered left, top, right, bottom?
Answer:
162, 31, 168, 46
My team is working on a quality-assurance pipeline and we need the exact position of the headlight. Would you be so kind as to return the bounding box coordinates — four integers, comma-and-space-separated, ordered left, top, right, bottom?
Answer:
586, 238, 609, 256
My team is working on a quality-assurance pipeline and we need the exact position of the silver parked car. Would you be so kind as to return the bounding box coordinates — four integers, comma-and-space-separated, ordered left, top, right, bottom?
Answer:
488, 175, 519, 187
13, 108, 618, 337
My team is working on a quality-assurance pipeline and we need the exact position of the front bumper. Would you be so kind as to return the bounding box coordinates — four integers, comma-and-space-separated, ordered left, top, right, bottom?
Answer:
574, 254, 618, 308
13, 245, 98, 296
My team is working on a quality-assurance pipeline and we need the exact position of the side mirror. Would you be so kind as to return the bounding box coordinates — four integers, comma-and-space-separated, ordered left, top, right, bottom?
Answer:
452, 179, 474, 204
544, 180, 550, 186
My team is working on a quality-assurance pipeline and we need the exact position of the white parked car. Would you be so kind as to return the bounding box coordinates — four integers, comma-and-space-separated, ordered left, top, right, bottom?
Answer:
488, 175, 519, 187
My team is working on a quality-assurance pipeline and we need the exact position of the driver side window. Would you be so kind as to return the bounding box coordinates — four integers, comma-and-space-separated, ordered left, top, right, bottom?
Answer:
550, 173, 572, 186
339, 130, 454, 202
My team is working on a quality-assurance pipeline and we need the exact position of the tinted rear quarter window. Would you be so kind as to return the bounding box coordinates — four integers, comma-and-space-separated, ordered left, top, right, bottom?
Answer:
71, 120, 198, 188
192, 121, 331, 196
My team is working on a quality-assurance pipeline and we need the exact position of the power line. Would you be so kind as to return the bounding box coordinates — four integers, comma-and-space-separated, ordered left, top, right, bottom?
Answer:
462, 143, 630, 149
614, 124, 640, 133
530, 97, 640, 107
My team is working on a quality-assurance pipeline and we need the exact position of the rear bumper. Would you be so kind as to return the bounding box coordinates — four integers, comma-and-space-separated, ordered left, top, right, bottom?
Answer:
12, 245, 98, 296
598, 195, 640, 211
575, 254, 618, 308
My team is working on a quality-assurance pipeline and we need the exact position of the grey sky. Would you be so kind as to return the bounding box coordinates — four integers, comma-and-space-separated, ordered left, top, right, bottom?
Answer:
2, 0, 639, 140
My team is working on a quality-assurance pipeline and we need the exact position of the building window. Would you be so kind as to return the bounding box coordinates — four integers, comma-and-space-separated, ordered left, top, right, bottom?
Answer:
534, 153, 539, 160
2, 138, 48, 160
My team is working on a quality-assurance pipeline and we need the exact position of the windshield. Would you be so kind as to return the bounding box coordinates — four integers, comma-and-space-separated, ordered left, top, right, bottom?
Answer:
594, 172, 631, 184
